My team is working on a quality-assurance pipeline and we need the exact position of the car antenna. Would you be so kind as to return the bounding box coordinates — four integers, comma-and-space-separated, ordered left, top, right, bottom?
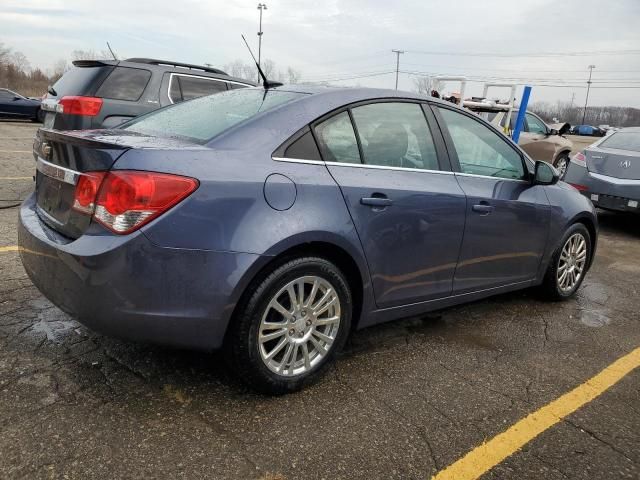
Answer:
106, 42, 118, 60
241, 34, 282, 90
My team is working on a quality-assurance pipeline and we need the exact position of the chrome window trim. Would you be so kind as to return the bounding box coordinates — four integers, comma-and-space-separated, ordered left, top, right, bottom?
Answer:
36, 157, 80, 185
455, 172, 529, 183
168, 73, 252, 104
324, 161, 453, 175
272, 156, 325, 165
589, 171, 640, 186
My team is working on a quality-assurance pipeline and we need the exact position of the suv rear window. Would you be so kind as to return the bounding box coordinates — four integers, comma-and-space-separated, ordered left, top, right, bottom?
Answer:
123, 89, 307, 143
600, 131, 640, 153
95, 66, 151, 101
169, 75, 227, 103
50, 65, 113, 98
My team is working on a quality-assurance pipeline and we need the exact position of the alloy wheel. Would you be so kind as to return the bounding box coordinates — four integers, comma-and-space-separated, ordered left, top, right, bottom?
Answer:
556, 156, 569, 178
557, 233, 587, 293
258, 275, 341, 377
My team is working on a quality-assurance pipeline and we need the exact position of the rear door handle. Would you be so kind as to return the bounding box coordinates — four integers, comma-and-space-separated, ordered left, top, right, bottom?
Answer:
360, 197, 393, 207
472, 203, 494, 215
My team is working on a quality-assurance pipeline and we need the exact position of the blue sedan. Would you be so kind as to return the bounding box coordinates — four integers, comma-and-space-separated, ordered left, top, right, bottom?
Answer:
19, 86, 597, 393
0, 88, 43, 122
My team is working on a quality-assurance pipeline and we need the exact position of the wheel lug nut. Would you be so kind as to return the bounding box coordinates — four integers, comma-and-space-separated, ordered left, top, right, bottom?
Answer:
306, 319, 311, 326
301, 310, 307, 316
289, 329, 295, 335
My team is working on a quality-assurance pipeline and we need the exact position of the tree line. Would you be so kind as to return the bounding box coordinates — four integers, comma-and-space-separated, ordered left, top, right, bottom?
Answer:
528, 101, 640, 128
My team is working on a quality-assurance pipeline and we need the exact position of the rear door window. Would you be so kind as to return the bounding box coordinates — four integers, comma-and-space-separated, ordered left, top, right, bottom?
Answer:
95, 66, 151, 101
169, 75, 227, 103
351, 102, 439, 170
314, 112, 361, 164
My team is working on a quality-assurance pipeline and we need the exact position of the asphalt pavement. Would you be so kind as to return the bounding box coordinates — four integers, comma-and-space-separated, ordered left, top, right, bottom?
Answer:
1, 121, 638, 479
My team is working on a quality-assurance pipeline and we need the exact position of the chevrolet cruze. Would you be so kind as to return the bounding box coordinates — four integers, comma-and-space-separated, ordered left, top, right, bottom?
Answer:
19, 86, 598, 393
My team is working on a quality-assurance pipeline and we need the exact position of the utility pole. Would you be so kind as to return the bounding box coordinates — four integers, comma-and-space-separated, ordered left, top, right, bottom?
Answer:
257, 3, 267, 83
582, 65, 595, 124
569, 92, 575, 109
392, 49, 404, 90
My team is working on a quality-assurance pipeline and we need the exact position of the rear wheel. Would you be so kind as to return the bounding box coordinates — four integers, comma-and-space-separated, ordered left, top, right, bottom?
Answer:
226, 257, 352, 394
541, 223, 591, 300
554, 153, 570, 178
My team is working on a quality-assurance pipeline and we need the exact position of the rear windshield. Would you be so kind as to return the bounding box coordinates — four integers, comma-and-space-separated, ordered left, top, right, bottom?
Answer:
96, 66, 151, 101
600, 131, 640, 153
122, 89, 307, 143
50, 65, 113, 98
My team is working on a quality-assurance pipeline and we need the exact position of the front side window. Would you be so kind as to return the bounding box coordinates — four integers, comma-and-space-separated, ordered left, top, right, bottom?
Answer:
314, 112, 361, 164
169, 75, 227, 103
439, 107, 525, 180
123, 89, 306, 143
526, 113, 547, 134
96, 67, 151, 101
351, 102, 439, 170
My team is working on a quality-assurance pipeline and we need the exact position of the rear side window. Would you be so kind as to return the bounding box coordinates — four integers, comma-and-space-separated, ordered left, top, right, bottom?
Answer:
0, 90, 13, 101
169, 75, 227, 103
314, 112, 361, 164
284, 131, 322, 160
351, 102, 439, 170
600, 131, 640, 153
95, 67, 151, 101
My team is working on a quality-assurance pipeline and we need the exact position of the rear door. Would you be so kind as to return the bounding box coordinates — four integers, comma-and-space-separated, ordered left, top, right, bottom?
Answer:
518, 112, 556, 162
434, 105, 549, 294
314, 101, 466, 308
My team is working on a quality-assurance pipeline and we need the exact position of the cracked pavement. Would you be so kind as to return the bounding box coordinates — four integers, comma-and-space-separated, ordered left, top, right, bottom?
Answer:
1, 122, 639, 479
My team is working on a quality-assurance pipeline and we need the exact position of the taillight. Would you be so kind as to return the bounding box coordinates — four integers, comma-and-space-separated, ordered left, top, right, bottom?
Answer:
58, 96, 103, 116
571, 151, 587, 167
72, 171, 198, 234
72, 172, 106, 214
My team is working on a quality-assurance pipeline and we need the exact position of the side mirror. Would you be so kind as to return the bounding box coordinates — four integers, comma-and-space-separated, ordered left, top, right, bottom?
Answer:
533, 160, 559, 185
13, 96, 21, 101
548, 128, 559, 136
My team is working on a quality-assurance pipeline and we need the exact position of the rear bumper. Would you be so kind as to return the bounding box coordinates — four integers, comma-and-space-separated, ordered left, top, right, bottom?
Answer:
564, 164, 640, 213
18, 194, 261, 350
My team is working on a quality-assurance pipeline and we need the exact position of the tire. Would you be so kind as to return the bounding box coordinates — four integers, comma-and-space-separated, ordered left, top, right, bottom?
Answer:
226, 256, 352, 394
541, 223, 591, 300
554, 153, 570, 179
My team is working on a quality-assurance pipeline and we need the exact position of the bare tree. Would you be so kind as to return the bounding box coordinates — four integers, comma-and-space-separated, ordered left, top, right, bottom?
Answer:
413, 75, 434, 96
10, 51, 30, 72
0, 42, 11, 65
51, 59, 69, 79
71, 49, 112, 61
286, 67, 301, 84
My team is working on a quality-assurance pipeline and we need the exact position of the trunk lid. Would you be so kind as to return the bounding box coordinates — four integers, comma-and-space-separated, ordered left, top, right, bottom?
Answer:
586, 146, 640, 180
33, 128, 198, 239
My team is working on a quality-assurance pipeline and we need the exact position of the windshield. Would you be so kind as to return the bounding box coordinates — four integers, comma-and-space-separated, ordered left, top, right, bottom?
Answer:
122, 89, 307, 143
599, 131, 640, 153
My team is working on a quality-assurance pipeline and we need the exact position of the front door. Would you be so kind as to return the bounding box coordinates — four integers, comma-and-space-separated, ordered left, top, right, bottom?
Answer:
313, 102, 467, 308
435, 106, 550, 294
519, 112, 556, 162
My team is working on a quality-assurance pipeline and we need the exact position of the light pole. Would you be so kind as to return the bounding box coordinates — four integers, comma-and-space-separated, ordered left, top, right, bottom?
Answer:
582, 65, 595, 124
257, 3, 267, 82
392, 49, 404, 90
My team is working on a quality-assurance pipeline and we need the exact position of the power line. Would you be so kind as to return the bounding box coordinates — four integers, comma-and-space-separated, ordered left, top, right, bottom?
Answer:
407, 49, 640, 58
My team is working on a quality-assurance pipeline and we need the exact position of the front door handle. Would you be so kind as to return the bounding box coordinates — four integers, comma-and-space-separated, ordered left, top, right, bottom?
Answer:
472, 203, 494, 215
360, 197, 393, 207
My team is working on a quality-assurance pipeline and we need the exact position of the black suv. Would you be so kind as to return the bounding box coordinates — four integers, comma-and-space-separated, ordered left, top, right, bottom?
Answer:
41, 58, 255, 130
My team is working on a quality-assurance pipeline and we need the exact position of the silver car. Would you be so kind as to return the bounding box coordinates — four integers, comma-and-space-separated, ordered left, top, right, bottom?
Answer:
564, 127, 640, 213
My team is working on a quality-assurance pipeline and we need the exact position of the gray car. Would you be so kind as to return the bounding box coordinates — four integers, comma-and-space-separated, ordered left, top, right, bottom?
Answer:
563, 127, 640, 213
19, 86, 597, 394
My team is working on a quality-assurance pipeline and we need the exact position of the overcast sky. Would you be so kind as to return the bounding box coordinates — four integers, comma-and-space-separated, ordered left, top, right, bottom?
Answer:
3, 0, 640, 107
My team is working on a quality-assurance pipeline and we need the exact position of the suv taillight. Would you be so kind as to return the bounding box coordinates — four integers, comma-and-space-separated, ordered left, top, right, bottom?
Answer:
58, 96, 103, 116
72, 171, 199, 234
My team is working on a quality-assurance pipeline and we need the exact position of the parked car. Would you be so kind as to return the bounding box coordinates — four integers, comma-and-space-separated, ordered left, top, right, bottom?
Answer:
19, 86, 597, 394
571, 125, 606, 137
0, 88, 44, 122
40, 57, 255, 130
564, 127, 640, 213
488, 110, 573, 176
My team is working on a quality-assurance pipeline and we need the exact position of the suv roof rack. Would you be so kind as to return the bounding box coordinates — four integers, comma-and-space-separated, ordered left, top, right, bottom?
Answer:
124, 58, 227, 75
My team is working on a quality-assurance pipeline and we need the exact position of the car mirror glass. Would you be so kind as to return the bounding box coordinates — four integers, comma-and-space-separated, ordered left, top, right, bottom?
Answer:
534, 160, 559, 185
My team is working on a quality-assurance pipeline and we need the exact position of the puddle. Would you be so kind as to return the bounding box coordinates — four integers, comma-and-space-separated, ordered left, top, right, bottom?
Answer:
579, 309, 611, 328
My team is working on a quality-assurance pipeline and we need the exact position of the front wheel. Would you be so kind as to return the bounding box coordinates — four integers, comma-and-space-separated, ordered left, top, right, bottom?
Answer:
541, 223, 591, 300
554, 153, 570, 179
226, 257, 352, 394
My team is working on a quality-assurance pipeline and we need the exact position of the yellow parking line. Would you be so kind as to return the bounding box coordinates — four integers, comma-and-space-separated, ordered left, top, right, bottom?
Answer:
0, 177, 32, 180
432, 346, 640, 480
0, 150, 31, 153
0, 246, 20, 253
